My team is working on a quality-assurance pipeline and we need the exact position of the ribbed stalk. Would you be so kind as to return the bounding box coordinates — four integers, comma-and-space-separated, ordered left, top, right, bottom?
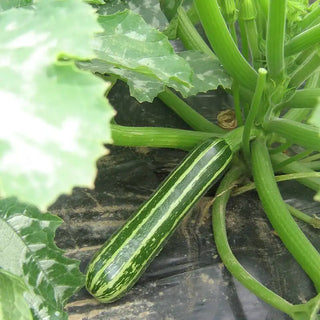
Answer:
285, 23, 320, 57
239, 0, 261, 68
303, 161, 320, 170
293, 47, 315, 66
232, 82, 244, 126
233, 172, 320, 196
212, 165, 296, 316
283, 108, 311, 121
158, 88, 225, 134
177, 6, 216, 57
255, 1, 267, 38
306, 70, 320, 88
289, 51, 320, 88
195, 0, 258, 89
219, 0, 237, 43
251, 137, 320, 291
263, 118, 320, 151
110, 124, 218, 151
287, 205, 320, 229
266, 0, 286, 81
282, 88, 320, 109
298, 5, 320, 30
271, 152, 320, 192
273, 149, 312, 171
238, 18, 250, 61
242, 68, 267, 160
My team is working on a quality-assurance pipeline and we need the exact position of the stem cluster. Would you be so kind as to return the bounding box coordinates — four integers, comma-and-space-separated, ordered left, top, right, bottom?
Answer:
108, 1, 320, 318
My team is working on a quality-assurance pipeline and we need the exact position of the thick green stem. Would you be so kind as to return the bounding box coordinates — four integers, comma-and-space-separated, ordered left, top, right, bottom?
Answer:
240, 0, 261, 68
158, 88, 225, 134
293, 47, 315, 67
242, 68, 267, 160
269, 141, 292, 154
306, 70, 320, 88
238, 18, 250, 61
232, 82, 244, 126
212, 165, 296, 316
271, 152, 320, 192
224, 126, 247, 153
298, 5, 320, 30
244, 20, 261, 68
266, 0, 286, 81
228, 22, 238, 44
287, 204, 320, 229
186, 3, 199, 24
283, 108, 311, 121
110, 124, 218, 151
289, 51, 320, 88
233, 172, 320, 196
282, 88, 320, 109
301, 153, 320, 163
263, 118, 320, 151
273, 149, 313, 171
302, 160, 320, 170
256, 0, 269, 21
195, 0, 258, 89
219, 0, 237, 26
285, 23, 320, 57
251, 137, 320, 291
177, 6, 216, 57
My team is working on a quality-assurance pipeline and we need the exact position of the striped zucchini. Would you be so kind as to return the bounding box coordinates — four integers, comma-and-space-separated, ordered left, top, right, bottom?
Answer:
86, 138, 232, 303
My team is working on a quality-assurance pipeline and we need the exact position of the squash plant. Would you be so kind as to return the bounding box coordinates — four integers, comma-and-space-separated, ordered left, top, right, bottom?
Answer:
0, 0, 320, 319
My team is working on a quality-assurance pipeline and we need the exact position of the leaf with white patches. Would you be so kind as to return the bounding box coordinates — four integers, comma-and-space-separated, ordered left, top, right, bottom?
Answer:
0, 269, 33, 320
95, 0, 168, 30
0, 0, 115, 209
0, 0, 31, 11
177, 51, 232, 95
0, 198, 84, 320
79, 9, 193, 102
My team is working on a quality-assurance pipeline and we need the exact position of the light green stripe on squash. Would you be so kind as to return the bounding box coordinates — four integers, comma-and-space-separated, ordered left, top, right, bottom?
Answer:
86, 138, 232, 303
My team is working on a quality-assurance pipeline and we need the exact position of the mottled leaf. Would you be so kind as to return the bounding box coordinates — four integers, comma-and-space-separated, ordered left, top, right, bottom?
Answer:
0, 0, 114, 209
159, 0, 183, 21
0, 198, 84, 320
86, 0, 105, 4
177, 51, 232, 95
78, 59, 166, 102
96, 0, 168, 30
84, 9, 193, 102
0, 0, 31, 11
0, 269, 33, 320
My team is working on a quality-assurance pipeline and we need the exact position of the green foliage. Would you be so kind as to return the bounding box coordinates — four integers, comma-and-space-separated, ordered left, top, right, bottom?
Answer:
178, 51, 232, 94
1, 0, 320, 319
80, 9, 194, 102
0, 198, 84, 319
0, 269, 33, 320
0, 0, 31, 11
96, 0, 168, 29
79, 9, 231, 102
0, 0, 114, 209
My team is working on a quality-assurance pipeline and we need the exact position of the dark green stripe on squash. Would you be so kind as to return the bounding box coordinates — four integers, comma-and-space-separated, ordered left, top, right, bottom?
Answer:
86, 138, 232, 303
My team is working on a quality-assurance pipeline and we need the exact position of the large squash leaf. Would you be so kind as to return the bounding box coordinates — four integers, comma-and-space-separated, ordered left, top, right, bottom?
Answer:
177, 51, 232, 94
0, 269, 33, 320
0, 0, 31, 11
0, 0, 114, 209
0, 198, 84, 320
80, 9, 194, 102
96, 0, 168, 30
